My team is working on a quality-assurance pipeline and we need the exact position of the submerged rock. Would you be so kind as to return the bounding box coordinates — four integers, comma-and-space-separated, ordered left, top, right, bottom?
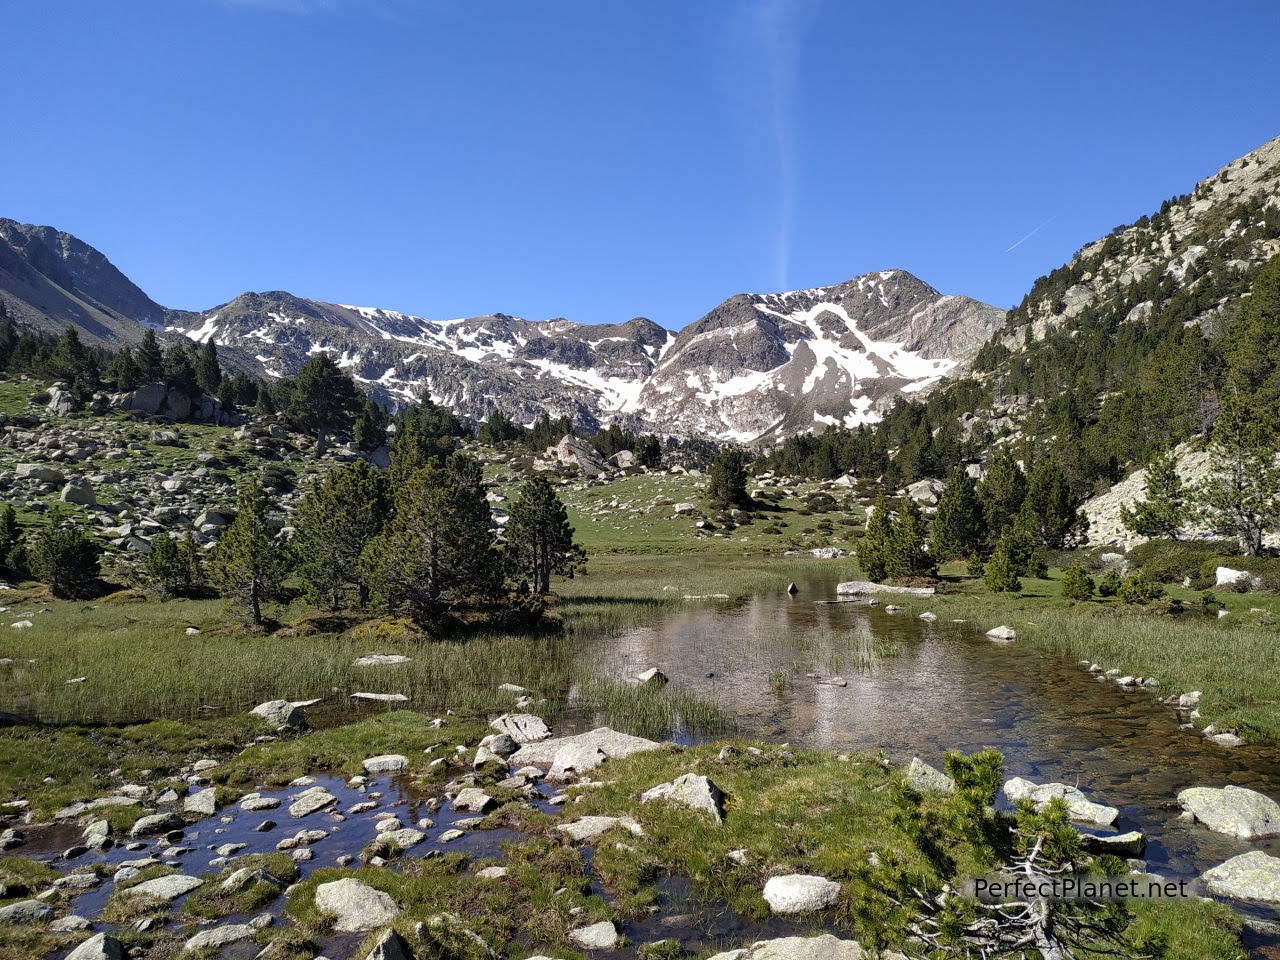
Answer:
314, 877, 400, 931
1177, 785, 1280, 839
761, 874, 841, 914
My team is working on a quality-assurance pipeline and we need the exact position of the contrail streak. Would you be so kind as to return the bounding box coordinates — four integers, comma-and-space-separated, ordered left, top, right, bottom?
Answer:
1004, 216, 1056, 252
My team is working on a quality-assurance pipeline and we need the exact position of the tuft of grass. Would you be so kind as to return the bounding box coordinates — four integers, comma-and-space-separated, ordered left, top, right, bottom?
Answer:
571, 678, 735, 741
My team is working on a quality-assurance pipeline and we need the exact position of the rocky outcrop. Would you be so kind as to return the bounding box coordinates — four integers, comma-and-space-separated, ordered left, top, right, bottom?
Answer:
313, 877, 400, 932
641, 773, 726, 821
1200, 850, 1280, 903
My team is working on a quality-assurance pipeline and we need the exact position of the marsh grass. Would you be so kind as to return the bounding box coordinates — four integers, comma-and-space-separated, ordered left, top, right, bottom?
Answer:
571, 678, 736, 741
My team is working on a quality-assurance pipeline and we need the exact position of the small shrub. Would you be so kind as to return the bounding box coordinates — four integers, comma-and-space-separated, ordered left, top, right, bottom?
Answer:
1097, 569, 1123, 597
1127, 539, 1233, 584
1060, 563, 1095, 601
28, 518, 101, 599
1117, 572, 1165, 605
983, 544, 1022, 593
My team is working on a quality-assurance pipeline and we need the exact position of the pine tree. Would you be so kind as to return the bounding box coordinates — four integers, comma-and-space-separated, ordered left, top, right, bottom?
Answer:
1193, 400, 1280, 556
208, 480, 290, 624
1224, 253, 1280, 421
977, 450, 1027, 542
0, 504, 23, 576
504, 475, 585, 594
1120, 450, 1188, 540
857, 492, 893, 581
195, 339, 222, 395
930, 468, 986, 561
982, 541, 1022, 593
104, 347, 142, 392
637, 434, 663, 468
1024, 453, 1088, 549
886, 497, 935, 578
287, 354, 362, 442
293, 460, 391, 609
136, 329, 164, 383
28, 513, 101, 599
140, 534, 204, 598
353, 397, 388, 452
163, 344, 198, 394
360, 461, 499, 619
707, 448, 750, 509
50, 327, 95, 388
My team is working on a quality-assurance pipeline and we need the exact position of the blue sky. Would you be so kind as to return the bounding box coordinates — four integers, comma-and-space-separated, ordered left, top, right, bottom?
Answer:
4, 1, 1278, 328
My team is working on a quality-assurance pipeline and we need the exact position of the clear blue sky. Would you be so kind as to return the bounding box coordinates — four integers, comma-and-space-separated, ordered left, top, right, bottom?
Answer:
4, 1, 1278, 328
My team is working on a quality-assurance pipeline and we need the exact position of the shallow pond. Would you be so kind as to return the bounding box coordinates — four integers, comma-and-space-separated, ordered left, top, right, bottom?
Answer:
583, 571, 1280, 939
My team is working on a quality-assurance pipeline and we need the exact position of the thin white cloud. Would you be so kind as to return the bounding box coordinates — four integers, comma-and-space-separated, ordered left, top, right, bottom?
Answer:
1004, 215, 1057, 252
750, 0, 821, 290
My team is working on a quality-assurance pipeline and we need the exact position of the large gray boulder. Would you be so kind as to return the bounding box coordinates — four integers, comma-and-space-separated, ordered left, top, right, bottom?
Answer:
510, 726, 661, 771
121, 874, 203, 902
641, 773, 726, 821
250, 699, 307, 729
568, 920, 619, 951
65, 934, 125, 960
1177, 785, 1280, 839
129, 812, 184, 837
1200, 851, 1280, 903
58, 478, 97, 506
707, 935, 875, 960
314, 877, 399, 932
1002, 777, 1118, 827
115, 383, 167, 415
905, 757, 955, 794
15, 463, 65, 484
184, 787, 217, 817
0, 899, 53, 923
490, 713, 552, 743
558, 816, 645, 842
761, 875, 841, 914
183, 924, 254, 951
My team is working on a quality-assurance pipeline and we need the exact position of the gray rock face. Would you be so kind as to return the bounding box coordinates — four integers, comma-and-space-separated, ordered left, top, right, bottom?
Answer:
129, 812, 184, 837
905, 757, 955, 794
183, 924, 254, 951
510, 726, 662, 771
490, 713, 552, 743
250, 699, 307, 729
0, 899, 54, 923
641, 773, 726, 820
1002, 777, 1119, 827
59, 478, 97, 506
363, 928, 413, 960
362, 754, 410, 775
707, 935, 873, 960
569, 920, 619, 951
762, 875, 842, 914
1200, 851, 1280, 903
313, 877, 399, 932
550, 434, 608, 477
184, 787, 217, 817
65, 933, 125, 960
122, 874, 203, 902
1177, 785, 1280, 839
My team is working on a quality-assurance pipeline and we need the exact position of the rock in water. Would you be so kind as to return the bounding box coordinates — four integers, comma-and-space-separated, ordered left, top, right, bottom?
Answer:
183, 924, 254, 951
1201, 851, 1280, 903
640, 773, 726, 821
568, 920, 619, 951
65, 934, 125, 960
362, 754, 409, 775
636, 666, 668, 687
509, 726, 661, 769
184, 787, 217, 816
1002, 777, 1118, 827
313, 878, 399, 932
985, 625, 1017, 641
761, 875, 841, 914
121, 875, 203, 902
706, 935, 875, 960
1177, 785, 1280, 839
0, 899, 53, 923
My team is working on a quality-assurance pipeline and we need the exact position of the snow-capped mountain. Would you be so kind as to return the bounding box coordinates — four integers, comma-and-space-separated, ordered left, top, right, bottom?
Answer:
167, 290, 675, 430
0, 213, 1004, 440
640, 271, 1005, 441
